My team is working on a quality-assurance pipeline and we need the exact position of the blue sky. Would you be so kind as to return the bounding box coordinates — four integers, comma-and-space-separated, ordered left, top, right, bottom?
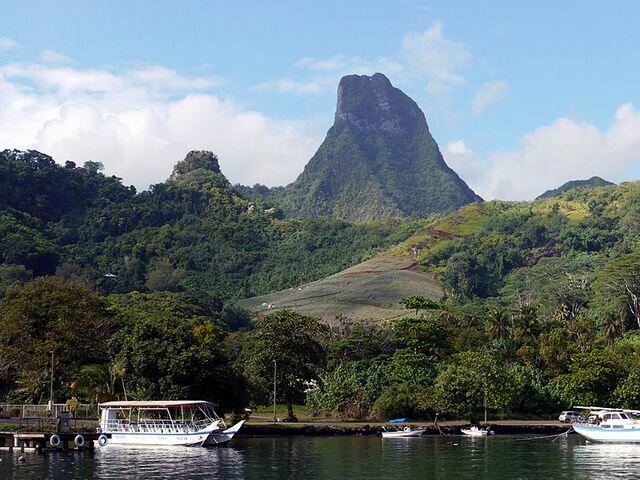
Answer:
1, 0, 639, 199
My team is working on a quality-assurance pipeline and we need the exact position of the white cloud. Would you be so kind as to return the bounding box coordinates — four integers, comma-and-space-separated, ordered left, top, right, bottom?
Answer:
40, 49, 73, 64
0, 63, 323, 189
443, 140, 486, 195
400, 21, 470, 97
257, 22, 503, 116
255, 54, 403, 96
0, 38, 18, 51
128, 66, 223, 91
442, 104, 640, 200
261, 22, 472, 100
472, 80, 507, 115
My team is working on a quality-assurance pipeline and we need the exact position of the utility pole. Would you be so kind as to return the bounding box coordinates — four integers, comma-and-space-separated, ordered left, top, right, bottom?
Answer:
122, 378, 128, 401
49, 351, 55, 413
273, 360, 277, 423
484, 384, 488, 424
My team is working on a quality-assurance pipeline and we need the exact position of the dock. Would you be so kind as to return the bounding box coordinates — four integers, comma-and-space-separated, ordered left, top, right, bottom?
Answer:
0, 431, 100, 452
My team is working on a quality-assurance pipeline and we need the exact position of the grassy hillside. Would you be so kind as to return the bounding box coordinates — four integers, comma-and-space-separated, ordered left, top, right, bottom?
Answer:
236, 255, 443, 324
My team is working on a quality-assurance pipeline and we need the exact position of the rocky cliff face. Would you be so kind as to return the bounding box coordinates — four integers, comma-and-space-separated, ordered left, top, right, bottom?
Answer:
274, 73, 481, 222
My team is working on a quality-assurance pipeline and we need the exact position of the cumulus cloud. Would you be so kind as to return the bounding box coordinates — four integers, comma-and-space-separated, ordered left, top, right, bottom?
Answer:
442, 104, 640, 200
472, 80, 507, 115
0, 38, 18, 51
443, 140, 486, 193
400, 21, 470, 97
0, 63, 323, 189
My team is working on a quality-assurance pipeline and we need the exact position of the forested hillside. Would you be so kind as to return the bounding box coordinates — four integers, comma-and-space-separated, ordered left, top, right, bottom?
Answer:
0, 149, 421, 302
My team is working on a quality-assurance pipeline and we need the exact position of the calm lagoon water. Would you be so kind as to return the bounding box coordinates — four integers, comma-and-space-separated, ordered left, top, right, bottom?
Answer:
1, 435, 638, 479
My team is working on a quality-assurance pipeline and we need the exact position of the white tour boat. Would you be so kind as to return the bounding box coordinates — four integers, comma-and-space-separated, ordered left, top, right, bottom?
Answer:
381, 426, 425, 438
572, 406, 640, 443
97, 400, 245, 447
461, 425, 493, 437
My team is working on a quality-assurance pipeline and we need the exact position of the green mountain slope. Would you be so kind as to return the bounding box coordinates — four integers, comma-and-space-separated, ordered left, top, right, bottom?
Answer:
247, 73, 481, 222
236, 180, 640, 324
536, 176, 615, 200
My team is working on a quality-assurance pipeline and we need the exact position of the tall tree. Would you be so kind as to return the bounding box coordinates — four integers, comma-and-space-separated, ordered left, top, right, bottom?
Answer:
594, 252, 640, 328
108, 292, 246, 413
246, 310, 328, 420
0, 277, 110, 402
432, 351, 512, 421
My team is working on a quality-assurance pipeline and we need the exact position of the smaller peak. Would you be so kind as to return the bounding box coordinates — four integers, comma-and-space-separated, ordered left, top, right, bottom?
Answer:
536, 176, 615, 200
170, 150, 221, 180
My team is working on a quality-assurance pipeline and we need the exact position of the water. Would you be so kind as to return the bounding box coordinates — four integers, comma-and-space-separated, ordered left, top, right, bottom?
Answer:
1, 435, 638, 479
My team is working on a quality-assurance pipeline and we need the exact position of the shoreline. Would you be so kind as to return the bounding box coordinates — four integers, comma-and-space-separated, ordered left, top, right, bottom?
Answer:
238, 420, 574, 437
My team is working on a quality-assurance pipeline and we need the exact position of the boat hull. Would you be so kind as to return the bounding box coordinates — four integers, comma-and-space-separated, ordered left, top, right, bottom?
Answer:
204, 420, 246, 445
104, 431, 212, 447
381, 429, 424, 438
461, 429, 489, 437
574, 424, 640, 443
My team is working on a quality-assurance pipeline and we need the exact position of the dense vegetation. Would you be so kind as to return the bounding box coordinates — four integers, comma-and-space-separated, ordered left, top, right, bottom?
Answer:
3, 146, 640, 422
0, 149, 421, 303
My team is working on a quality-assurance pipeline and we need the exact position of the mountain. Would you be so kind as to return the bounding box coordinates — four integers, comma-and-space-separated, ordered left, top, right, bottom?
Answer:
536, 176, 615, 200
258, 73, 481, 222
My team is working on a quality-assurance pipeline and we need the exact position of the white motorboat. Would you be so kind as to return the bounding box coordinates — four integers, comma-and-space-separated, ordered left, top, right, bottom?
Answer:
98, 400, 245, 447
461, 425, 493, 436
381, 426, 425, 438
573, 406, 640, 443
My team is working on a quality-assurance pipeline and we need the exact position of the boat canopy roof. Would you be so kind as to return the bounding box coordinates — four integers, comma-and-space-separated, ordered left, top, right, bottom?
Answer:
574, 405, 640, 415
99, 400, 213, 409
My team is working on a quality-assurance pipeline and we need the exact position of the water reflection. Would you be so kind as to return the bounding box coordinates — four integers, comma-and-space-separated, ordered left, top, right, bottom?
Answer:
6, 436, 640, 479
572, 442, 640, 479
93, 445, 246, 479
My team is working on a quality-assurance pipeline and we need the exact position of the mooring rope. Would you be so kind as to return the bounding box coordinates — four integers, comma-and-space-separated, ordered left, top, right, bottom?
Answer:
506, 427, 574, 442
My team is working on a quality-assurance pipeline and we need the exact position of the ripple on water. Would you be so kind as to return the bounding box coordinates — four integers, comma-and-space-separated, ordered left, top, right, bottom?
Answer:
2, 435, 640, 480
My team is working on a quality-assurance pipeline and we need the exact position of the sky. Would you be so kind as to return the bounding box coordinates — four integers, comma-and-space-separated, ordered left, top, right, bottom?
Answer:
1, 0, 639, 200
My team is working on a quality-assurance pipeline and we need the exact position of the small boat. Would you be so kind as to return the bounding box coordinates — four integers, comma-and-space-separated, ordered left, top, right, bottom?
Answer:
388, 417, 410, 423
98, 400, 245, 447
381, 426, 425, 438
573, 406, 640, 443
461, 425, 493, 436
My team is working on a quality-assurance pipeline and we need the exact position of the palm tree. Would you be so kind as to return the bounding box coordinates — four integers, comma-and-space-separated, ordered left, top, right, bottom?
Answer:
512, 304, 539, 341
76, 357, 126, 403
486, 308, 511, 340
603, 310, 624, 344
